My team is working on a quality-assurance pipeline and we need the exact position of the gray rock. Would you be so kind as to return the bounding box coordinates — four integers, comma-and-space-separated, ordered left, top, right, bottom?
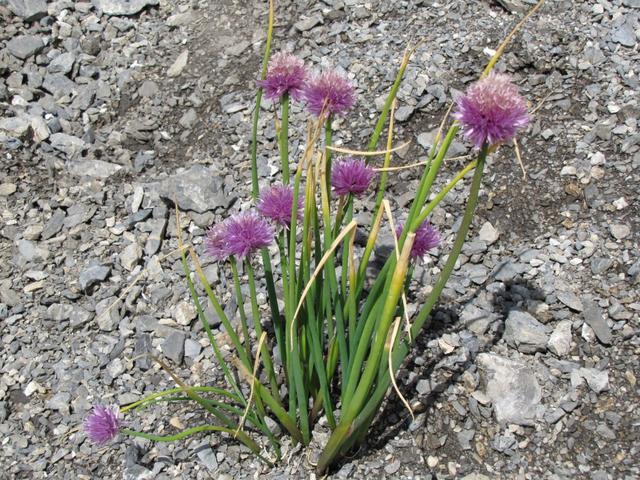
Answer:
179, 108, 197, 129
92, 0, 159, 16
46, 303, 91, 327
295, 14, 323, 31
138, 80, 159, 98
623, 0, 640, 7
167, 49, 188, 77
478, 221, 499, 245
6, 35, 44, 59
591, 257, 612, 275
42, 74, 77, 98
557, 291, 583, 312
134, 334, 152, 370
547, 320, 572, 356
95, 296, 120, 331
79, 264, 110, 290
477, 353, 542, 426
610, 223, 631, 240
494, 261, 519, 282
0, 183, 17, 196
49, 133, 86, 158
0, 117, 30, 138
503, 310, 550, 354
394, 105, 414, 122
120, 243, 142, 271
47, 52, 75, 75
611, 21, 637, 47
582, 299, 612, 345
163, 331, 186, 364
166, 10, 195, 27
155, 165, 235, 214
30, 116, 49, 143
572, 367, 609, 393
144, 218, 167, 255
68, 159, 122, 179
196, 447, 218, 471
184, 339, 202, 359
17, 239, 48, 262
7, 0, 48, 21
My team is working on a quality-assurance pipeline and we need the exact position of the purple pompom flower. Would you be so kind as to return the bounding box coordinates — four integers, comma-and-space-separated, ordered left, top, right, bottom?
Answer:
219, 211, 275, 259
257, 184, 303, 227
396, 221, 440, 260
304, 69, 356, 117
84, 405, 121, 444
257, 52, 307, 102
331, 157, 375, 197
205, 223, 231, 262
453, 72, 529, 148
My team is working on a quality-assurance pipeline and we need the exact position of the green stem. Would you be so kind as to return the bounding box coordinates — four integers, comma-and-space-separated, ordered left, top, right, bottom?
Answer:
230, 257, 253, 363
279, 94, 290, 182
245, 259, 279, 398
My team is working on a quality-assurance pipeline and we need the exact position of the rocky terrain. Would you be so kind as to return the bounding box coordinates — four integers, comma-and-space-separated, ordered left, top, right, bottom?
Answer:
0, 0, 639, 479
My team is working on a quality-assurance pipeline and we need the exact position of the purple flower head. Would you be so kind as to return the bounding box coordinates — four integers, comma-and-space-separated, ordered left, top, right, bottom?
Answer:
453, 72, 529, 148
220, 211, 275, 259
258, 184, 303, 227
396, 220, 440, 260
84, 405, 121, 445
331, 157, 375, 197
205, 223, 231, 262
257, 52, 307, 102
304, 69, 356, 117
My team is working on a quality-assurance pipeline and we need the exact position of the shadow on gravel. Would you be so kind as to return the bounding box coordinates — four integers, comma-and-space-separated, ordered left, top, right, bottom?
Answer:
334, 275, 545, 469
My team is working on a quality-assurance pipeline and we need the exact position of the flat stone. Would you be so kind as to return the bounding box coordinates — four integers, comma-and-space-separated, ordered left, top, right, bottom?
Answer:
591, 257, 612, 275
557, 291, 583, 312
295, 14, 322, 31
167, 49, 188, 77
144, 218, 167, 255
611, 20, 637, 47
42, 74, 77, 98
68, 159, 122, 179
92, 0, 159, 16
49, 133, 86, 158
7, 0, 48, 21
30, 116, 50, 143
478, 221, 499, 245
477, 353, 542, 426
547, 320, 572, 356
155, 165, 235, 214
166, 11, 195, 27
134, 334, 152, 370
47, 52, 76, 75
394, 105, 415, 122
120, 243, 142, 271
0, 117, 30, 137
162, 331, 186, 364
6, 35, 44, 59
610, 224, 631, 240
138, 80, 159, 98
179, 108, 197, 129
79, 264, 110, 290
17, 239, 48, 262
582, 299, 612, 345
503, 310, 549, 354
0, 183, 17, 196
572, 367, 609, 393
95, 296, 120, 331
40, 209, 66, 240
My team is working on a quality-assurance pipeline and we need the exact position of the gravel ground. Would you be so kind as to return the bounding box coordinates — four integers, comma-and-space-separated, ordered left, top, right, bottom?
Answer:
1, 0, 639, 479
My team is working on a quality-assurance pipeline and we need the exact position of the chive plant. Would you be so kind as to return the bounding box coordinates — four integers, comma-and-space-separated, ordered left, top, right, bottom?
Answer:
84, 0, 541, 474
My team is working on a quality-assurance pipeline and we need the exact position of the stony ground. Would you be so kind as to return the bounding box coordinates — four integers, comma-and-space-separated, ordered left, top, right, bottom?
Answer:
1, 0, 639, 479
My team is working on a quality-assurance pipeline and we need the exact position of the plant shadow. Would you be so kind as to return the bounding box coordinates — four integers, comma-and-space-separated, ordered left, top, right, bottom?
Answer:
332, 269, 546, 471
